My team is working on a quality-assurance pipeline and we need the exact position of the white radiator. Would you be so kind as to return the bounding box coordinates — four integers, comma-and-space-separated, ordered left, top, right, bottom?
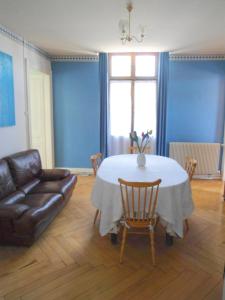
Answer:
169, 142, 221, 177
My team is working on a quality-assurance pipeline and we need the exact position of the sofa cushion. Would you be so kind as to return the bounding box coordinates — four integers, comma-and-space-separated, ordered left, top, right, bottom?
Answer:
28, 174, 77, 198
0, 159, 16, 200
6, 150, 42, 187
20, 178, 40, 194
0, 203, 29, 219
21, 193, 63, 208
40, 169, 70, 181
0, 191, 25, 205
15, 193, 63, 235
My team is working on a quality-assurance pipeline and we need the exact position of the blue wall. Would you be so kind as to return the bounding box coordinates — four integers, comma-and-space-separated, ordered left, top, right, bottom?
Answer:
52, 58, 225, 167
52, 62, 100, 168
167, 60, 225, 153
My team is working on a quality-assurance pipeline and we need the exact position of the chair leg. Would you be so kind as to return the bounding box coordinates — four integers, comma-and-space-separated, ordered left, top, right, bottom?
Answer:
184, 219, 189, 234
119, 226, 127, 264
155, 216, 160, 228
93, 209, 99, 225
149, 230, 156, 266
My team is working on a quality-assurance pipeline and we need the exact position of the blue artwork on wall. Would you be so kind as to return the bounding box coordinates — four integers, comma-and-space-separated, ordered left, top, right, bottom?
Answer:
0, 51, 15, 127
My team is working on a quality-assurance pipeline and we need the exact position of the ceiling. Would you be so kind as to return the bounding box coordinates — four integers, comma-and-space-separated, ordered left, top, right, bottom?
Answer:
0, 0, 225, 56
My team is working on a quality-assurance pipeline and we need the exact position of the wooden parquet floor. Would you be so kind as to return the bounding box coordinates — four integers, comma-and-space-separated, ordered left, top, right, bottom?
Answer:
0, 176, 224, 300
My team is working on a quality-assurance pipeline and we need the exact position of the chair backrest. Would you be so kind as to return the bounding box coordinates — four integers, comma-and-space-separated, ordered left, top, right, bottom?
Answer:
128, 146, 151, 154
185, 157, 197, 181
90, 153, 102, 176
118, 178, 161, 225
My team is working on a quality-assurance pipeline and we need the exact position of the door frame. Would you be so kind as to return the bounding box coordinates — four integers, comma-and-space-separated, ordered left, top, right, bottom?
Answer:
25, 59, 55, 168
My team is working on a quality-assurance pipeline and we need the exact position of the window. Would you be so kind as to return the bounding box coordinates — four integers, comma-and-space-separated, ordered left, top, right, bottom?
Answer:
111, 55, 131, 77
110, 81, 131, 136
109, 53, 158, 155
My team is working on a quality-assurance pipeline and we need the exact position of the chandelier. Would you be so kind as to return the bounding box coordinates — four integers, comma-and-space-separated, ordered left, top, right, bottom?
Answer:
120, 3, 145, 44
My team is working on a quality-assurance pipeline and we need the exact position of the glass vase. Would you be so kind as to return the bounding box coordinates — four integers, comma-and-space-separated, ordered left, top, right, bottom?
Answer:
137, 153, 146, 168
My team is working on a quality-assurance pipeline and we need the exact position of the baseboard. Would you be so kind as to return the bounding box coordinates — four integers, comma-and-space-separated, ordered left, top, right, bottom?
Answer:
58, 168, 221, 179
66, 168, 93, 176
193, 174, 222, 180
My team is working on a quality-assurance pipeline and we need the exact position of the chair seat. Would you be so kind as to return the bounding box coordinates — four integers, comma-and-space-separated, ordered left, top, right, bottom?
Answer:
126, 219, 155, 228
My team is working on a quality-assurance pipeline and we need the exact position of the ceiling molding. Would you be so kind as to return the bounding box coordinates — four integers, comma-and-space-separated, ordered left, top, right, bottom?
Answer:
0, 24, 50, 59
169, 54, 225, 61
0, 24, 23, 44
24, 40, 50, 58
2, 23, 225, 62
50, 55, 99, 62
52, 53, 225, 62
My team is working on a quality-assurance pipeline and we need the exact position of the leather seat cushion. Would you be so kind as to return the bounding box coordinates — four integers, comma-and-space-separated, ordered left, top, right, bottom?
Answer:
21, 193, 63, 208
0, 191, 25, 205
40, 169, 70, 181
20, 178, 40, 194
0, 160, 17, 200
15, 193, 63, 235
28, 174, 77, 197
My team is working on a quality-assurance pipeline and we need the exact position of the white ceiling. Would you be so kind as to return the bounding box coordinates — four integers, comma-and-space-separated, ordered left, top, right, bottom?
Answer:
0, 0, 225, 56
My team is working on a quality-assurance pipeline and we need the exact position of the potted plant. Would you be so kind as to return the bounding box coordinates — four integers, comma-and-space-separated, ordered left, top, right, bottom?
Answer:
129, 130, 152, 167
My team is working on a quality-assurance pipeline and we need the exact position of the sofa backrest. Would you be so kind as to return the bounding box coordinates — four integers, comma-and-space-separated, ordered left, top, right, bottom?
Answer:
0, 159, 17, 200
6, 150, 42, 187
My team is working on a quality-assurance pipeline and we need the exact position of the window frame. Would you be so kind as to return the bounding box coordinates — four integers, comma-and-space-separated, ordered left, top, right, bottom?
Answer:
109, 52, 158, 138
109, 52, 158, 81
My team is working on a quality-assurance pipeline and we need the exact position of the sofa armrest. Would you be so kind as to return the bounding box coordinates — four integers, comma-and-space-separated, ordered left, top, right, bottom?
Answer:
40, 169, 70, 181
0, 204, 30, 219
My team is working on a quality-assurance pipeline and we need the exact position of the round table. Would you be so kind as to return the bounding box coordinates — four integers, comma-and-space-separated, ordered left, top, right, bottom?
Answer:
91, 154, 194, 240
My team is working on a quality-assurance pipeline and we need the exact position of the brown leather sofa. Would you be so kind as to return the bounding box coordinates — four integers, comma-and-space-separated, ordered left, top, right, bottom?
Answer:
0, 149, 77, 246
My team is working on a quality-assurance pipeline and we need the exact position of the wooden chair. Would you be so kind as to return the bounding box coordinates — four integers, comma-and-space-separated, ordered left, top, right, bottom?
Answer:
118, 178, 161, 265
184, 157, 197, 233
90, 153, 102, 176
128, 146, 151, 154
90, 153, 102, 224
185, 157, 198, 181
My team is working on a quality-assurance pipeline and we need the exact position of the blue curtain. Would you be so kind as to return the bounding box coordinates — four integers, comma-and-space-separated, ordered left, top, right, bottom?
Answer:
99, 53, 109, 158
156, 52, 169, 156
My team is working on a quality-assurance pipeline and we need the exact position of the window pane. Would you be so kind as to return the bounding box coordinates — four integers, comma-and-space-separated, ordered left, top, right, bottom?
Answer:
110, 81, 131, 136
134, 81, 156, 135
135, 55, 156, 77
111, 55, 131, 77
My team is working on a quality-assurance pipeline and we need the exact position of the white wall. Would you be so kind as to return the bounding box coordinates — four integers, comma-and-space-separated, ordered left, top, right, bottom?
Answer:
0, 30, 51, 158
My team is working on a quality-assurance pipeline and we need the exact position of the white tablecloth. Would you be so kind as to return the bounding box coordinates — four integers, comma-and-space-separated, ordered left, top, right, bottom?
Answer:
91, 154, 194, 238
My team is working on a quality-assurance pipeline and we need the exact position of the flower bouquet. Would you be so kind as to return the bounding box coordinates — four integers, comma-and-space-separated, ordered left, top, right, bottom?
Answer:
129, 130, 152, 167
130, 130, 152, 153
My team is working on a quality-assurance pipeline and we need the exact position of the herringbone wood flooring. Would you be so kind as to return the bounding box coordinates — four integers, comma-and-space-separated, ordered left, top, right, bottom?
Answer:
0, 176, 224, 300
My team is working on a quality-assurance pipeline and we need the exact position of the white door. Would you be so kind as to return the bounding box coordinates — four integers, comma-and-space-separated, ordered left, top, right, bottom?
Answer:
28, 70, 54, 169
